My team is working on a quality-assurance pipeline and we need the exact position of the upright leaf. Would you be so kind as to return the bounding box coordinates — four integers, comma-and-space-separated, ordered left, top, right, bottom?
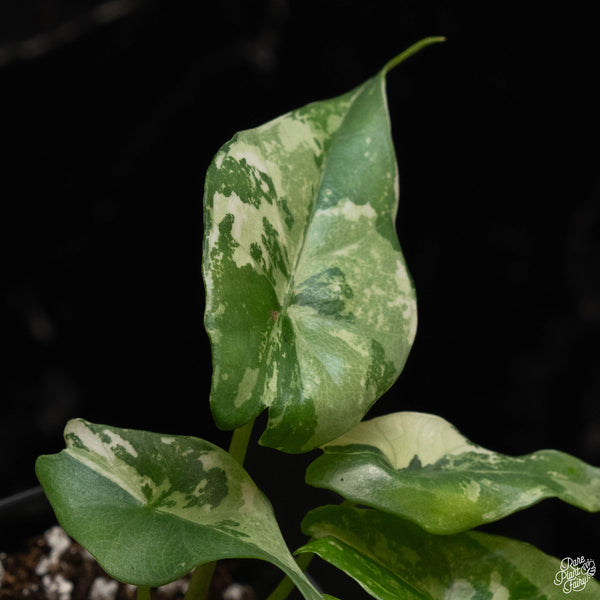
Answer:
202, 38, 444, 453
299, 504, 600, 600
36, 419, 322, 599
306, 412, 600, 534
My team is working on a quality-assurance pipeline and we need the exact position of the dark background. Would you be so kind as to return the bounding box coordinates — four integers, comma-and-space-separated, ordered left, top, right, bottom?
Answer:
1, 0, 599, 596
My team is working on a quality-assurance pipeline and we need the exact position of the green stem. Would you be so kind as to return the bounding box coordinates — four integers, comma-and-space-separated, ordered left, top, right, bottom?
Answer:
382, 36, 446, 75
265, 553, 315, 600
137, 586, 151, 600
228, 419, 255, 466
184, 561, 217, 600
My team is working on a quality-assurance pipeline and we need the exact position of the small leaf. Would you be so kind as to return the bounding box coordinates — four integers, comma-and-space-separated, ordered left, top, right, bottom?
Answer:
299, 504, 600, 600
306, 412, 600, 534
36, 419, 322, 599
202, 39, 445, 453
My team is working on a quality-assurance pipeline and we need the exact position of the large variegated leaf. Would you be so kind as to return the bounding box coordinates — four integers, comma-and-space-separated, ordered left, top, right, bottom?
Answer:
202, 39, 444, 453
299, 504, 600, 600
35, 419, 322, 599
306, 412, 600, 534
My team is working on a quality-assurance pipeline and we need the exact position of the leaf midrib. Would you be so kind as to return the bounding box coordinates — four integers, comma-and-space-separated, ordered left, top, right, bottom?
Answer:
280, 82, 368, 313
257, 82, 370, 400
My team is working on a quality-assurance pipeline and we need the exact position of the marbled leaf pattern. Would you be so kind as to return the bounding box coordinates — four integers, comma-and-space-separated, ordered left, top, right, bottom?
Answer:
36, 419, 323, 598
203, 53, 420, 453
299, 504, 600, 600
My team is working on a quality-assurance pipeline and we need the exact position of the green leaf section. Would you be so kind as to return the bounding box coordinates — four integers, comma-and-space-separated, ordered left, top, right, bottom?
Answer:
35, 419, 322, 599
306, 412, 600, 534
201, 42, 448, 453
299, 504, 600, 600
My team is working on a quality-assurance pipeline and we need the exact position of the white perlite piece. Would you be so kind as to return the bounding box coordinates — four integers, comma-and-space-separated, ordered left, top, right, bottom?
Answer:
42, 573, 73, 600
36, 526, 72, 576
89, 577, 119, 600
223, 582, 253, 600
32, 527, 74, 600
156, 578, 189, 596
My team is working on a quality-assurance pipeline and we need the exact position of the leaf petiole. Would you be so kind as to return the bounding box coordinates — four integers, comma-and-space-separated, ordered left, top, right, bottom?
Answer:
228, 419, 255, 466
184, 561, 217, 600
137, 586, 151, 600
266, 552, 315, 600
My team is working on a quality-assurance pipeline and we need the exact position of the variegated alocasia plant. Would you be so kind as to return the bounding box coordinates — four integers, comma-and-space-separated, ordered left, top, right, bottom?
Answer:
36, 36, 600, 600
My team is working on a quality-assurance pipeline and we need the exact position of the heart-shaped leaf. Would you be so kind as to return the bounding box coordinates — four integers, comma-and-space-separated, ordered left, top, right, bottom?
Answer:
299, 504, 600, 600
35, 419, 322, 599
202, 38, 444, 453
306, 412, 600, 534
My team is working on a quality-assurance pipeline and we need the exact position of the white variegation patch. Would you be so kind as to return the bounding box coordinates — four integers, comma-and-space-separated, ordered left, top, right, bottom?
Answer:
276, 115, 322, 154
323, 412, 470, 469
234, 368, 260, 408
314, 198, 377, 223
489, 571, 510, 600
64, 420, 147, 504
445, 579, 477, 599
459, 480, 481, 503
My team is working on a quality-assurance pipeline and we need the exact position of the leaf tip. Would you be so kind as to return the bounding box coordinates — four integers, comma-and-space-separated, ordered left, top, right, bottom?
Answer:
382, 36, 446, 76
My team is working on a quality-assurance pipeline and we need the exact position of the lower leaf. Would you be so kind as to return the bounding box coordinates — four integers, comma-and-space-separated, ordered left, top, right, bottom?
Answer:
36, 419, 322, 600
299, 504, 600, 600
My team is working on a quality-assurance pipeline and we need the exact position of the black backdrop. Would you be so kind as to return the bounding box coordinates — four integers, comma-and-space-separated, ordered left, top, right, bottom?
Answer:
2, 0, 599, 596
